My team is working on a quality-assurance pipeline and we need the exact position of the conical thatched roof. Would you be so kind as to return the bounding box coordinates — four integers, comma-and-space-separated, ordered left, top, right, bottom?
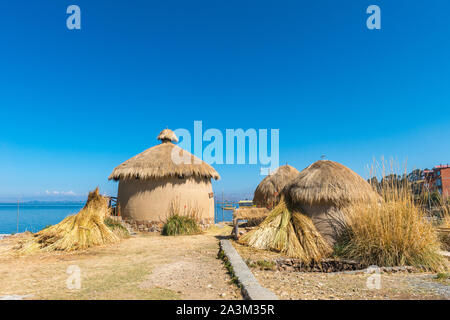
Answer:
109, 130, 220, 181
285, 160, 378, 207
253, 165, 300, 207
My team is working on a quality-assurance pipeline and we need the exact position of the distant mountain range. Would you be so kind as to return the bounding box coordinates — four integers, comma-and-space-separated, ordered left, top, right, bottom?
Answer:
0, 200, 85, 205
0, 193, 253, 205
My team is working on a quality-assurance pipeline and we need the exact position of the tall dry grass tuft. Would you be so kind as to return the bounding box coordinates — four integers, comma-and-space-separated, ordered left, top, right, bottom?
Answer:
239, 200, 332, 263
442, 214, 450, 228
438, 198, 450, 251
437, 194, 450, 226
336, 173, 447, 272
166, 196, 203, 222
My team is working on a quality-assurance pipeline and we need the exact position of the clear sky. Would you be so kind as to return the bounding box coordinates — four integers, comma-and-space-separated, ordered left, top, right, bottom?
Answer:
0, 1, 449, 201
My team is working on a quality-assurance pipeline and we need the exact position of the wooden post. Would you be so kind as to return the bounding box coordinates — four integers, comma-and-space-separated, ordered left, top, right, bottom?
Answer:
233, 218, 239, 240
16, 200, 19, 234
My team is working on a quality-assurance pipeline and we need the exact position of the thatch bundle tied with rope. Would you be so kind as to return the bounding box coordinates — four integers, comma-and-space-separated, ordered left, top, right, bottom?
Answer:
240, 198, 332, 263
16, 188, 119, 253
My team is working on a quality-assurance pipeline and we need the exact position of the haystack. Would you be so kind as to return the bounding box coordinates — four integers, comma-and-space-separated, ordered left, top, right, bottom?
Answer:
239, 199, 332, 263
253, 165, 299, 208
109, 129, 220, 223
285, 160, 380, 245
17, 188, 119, 253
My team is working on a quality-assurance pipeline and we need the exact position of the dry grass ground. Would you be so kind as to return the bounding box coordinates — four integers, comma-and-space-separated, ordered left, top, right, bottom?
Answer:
233, 240, 450, 300
0, 225, 241, 300
253, 271, 449, 300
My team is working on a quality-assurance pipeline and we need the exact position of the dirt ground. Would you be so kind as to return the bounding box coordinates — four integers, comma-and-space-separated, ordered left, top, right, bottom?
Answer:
233, 241, 450, 300
0, 226, 241, 300
2, 226, 448, 300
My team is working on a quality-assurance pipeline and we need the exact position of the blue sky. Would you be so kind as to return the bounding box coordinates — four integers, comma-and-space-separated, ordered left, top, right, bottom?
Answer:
0, 1, 449, 201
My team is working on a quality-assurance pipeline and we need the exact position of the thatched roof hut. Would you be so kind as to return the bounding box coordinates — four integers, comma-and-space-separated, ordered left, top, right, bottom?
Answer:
284, 160, 379, 244
253, 165, 299, 208
109, 129, 220, 223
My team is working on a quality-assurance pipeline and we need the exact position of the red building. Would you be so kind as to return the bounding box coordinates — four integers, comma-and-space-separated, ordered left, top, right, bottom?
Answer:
433, 165, 450, 198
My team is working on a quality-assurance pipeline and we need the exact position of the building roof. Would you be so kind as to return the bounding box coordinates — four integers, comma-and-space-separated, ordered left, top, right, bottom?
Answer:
285, 160, 379, 207
109, 129, 220, 181
253, 165, 300, 206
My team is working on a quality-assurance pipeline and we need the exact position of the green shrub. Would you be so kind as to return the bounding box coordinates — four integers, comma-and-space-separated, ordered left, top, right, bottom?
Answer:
245, 259, 275, 270
436, 272, 450, 280
162, 214, 201, 236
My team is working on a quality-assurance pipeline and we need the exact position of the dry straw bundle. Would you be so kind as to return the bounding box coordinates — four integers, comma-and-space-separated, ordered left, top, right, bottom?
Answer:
17, 188, 119, 253
233, 207, 270, 226
239, 199, 332, 263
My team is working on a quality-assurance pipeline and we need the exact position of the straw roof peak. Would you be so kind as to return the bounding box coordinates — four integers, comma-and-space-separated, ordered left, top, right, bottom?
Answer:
109, 129, 219, 181
157, 129, 178, 143
285, 160, 378, 207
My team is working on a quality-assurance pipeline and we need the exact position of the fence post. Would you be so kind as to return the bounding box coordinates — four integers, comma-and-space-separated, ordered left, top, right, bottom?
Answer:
16, 199, 20, 234
222, 190, 224, 222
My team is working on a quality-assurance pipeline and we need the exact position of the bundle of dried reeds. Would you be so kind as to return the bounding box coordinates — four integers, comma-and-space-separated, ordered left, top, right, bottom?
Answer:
239, 200, 332, 263
16, 188, 119, 253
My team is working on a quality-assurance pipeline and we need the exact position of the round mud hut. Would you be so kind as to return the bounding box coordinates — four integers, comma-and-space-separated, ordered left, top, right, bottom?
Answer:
253, 165, 300, 208
109, 129, 220, 226
284, 160, 379, 245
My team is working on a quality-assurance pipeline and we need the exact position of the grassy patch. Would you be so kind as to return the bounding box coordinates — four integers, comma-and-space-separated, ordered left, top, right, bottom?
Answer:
217, 249, 241, 288
246, 259, 275, 270
104, 218, 130, 238
162, 214, 202, 236
435, 272, 450, 281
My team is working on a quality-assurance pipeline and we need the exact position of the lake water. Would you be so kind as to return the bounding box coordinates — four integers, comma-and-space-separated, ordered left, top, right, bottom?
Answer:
214, 204, 234, 223
0, 204, 84, 234
0, 203, 234, 234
